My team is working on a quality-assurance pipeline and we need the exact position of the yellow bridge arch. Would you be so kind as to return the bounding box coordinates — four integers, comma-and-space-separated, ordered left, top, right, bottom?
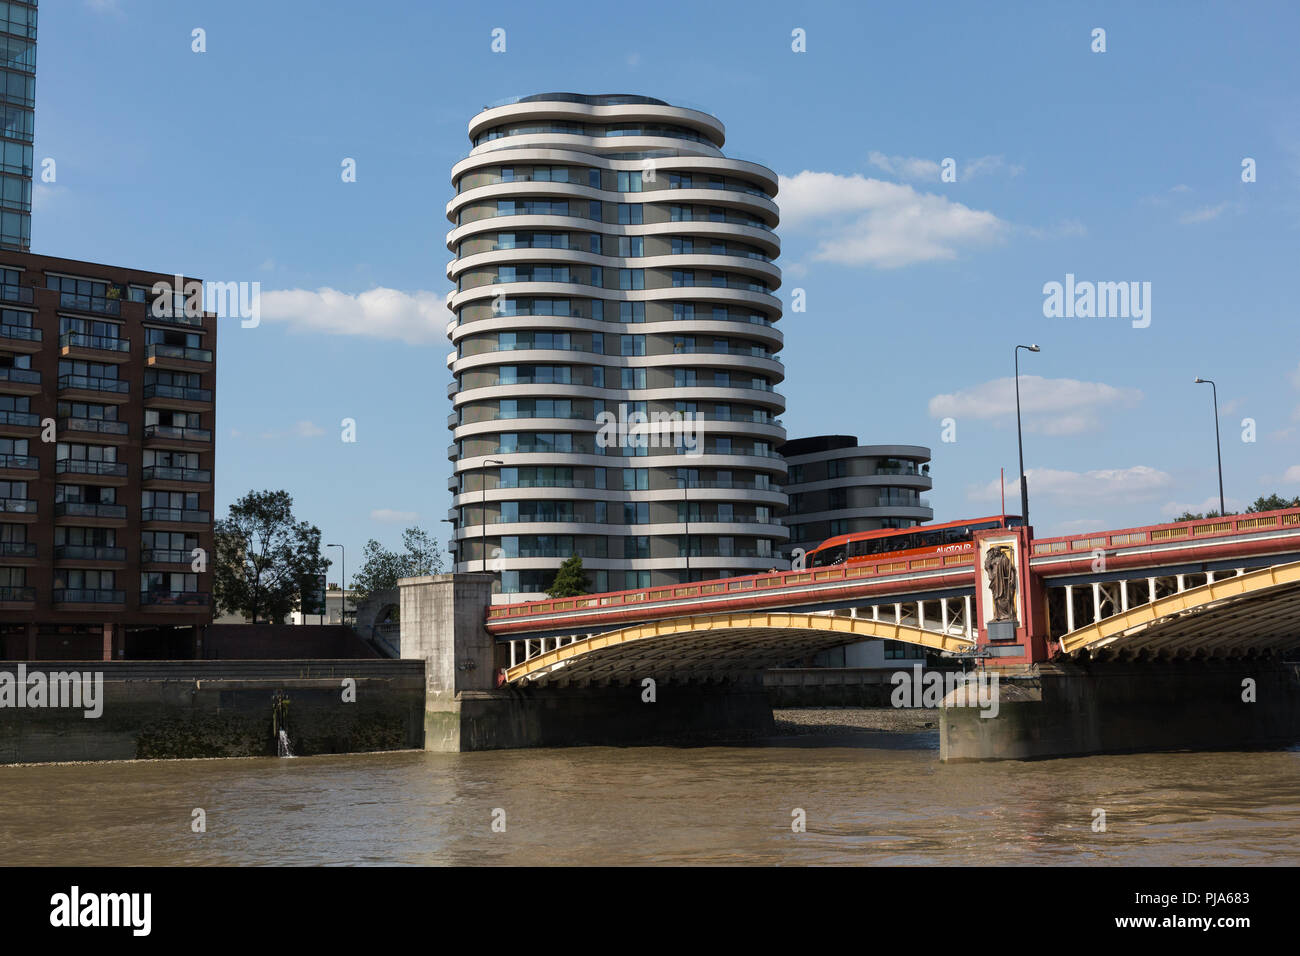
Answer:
503, 610, 975, 685
1058, 559, 1300, 656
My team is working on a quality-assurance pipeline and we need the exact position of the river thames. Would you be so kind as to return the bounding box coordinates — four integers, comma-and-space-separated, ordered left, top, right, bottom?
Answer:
2, 728, 1297, 866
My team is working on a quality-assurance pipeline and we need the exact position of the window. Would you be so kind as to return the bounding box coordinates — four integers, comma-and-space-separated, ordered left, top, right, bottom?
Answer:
588, 168, 601, 188
622, 468, 649, 491
616, 171, 642, 192
620, 335, 645, 356
619, 302, 645, 323
623, 502, 649, 525
671, 237, 694, 255
672, 303, 694, 320
589, 201, 602, 220
672, 271, 694, 287
624, 536, 650, 559
617, 236, 643, 257
620, 368, 646, 389
619, 269, 644, 290
617, 203, 642, 225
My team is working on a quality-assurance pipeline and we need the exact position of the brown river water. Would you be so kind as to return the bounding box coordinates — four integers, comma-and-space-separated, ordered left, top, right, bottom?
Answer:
2, 732, 1297, 866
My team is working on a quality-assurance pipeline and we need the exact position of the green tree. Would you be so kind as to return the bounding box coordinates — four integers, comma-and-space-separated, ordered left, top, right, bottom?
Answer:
546, 556, 589, 598
1246, 494, 1300, 513
214, 490, 330, 623
351, 526, 445, 603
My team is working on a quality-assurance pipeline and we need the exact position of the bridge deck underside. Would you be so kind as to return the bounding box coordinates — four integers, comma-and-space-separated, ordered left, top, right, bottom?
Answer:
504, 612, 973, 686
1060, 562, 1300, 656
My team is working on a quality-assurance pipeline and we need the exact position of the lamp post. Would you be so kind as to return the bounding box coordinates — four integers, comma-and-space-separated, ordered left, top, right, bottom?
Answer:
326, 543, 345, 625
1014, 344, 1041, 528
481, 458, 503, 573
1194, 377, 1226, 517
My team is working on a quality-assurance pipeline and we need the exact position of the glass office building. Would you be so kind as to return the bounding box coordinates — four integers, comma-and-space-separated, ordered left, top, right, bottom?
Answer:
0, 0, 34, 251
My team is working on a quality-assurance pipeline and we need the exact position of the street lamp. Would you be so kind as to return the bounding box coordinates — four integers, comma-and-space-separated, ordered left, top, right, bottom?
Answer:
481, 458, 503, 574
326, 543, 345, 625
1014, 344, 1041, 528
1194, 377, 1226, 517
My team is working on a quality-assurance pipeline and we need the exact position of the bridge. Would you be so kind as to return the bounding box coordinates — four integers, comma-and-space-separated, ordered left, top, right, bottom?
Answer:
488, 508, 1300, 683
398, 508, 1300, 759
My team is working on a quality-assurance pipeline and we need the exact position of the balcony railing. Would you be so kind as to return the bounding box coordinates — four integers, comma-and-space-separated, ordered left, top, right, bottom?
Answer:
146, 343, 213, 363
0, 497, 35, 513
58, 374, 127, 394
0, 367, 39, 385
0, 410, 38, 427
59, 417, 129, 436
141, 548, 196, 564
0, 323, 39, 342
141, 590, 210, 607
54, 588, 126, 604
141, 306, 203, 328
59, 331, 130, 353
0, 541, 35, 557
142, 507, 210, 523
0, 585, 34, 601
55, 459, 126, 477
143, 383, 212, 403
59, 292, 121, 316
143, 424, 212, 443
142, 466, 211, 483
55, 544, 126, 561
0, 453, 36, 469
0, 283, 33, 304
54, 502, 125, 519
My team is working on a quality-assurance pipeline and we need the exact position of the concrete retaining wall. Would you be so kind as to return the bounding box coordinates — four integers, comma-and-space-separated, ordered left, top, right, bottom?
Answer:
0, 659, 424, 764
941, 659, 1300, 761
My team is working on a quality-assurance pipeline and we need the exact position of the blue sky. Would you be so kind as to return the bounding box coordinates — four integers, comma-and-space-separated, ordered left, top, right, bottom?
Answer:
33, 0, 1300, 578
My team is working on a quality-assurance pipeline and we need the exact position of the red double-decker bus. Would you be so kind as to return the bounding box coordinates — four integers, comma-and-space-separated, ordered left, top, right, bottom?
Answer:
807, 514, 1023, 569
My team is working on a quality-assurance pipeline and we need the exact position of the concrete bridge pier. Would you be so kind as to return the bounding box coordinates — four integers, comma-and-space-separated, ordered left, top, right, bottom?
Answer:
399, 573, 775, 751
940, 658, 1300, 761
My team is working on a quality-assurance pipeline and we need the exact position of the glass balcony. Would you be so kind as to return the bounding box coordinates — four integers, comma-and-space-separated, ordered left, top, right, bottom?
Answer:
0, 453, 36, 469
54, 502, 125, 519
59, 331, 130, 354
55, 459, 127, 477
0, 541, 35, 557
141, 548, 196, 564
146, 343, 213, 363
54, 545, 126, 561
0, 497, 35, 513
141, 590, 210, 607
140, 306, 203, 328
0, 323, 39, 343
58, 374, 127, 394
0, 283, 33, 304
0, 367, 39, 385
54, 588, 126, 604
0, 410, 38, 427
59, 417, 129, 436
143, 424, 212, 442
141, 507, 211, 523
141, 466, 211, 483
59, 292, 121, 316
0, 585, 34, 601
143, 383, 212, 403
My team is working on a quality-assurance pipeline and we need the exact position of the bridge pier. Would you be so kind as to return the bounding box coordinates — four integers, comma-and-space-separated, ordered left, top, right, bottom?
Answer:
399, 573, 775, 751
941, 658, 1300, 761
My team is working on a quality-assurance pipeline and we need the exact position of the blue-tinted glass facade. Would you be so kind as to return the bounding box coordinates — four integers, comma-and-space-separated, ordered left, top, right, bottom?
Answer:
0, 1, 34, 251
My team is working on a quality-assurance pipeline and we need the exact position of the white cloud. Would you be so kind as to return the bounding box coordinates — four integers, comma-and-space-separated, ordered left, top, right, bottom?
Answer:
971, 466, 1174, 504
1284, 465, 1300, 483
1179, 202, 1230, 224
778, 170, 1009, 268
371, 509, 419, 523
1160, 495, 1245, 516
294, 420, 325, 437
867, 152, 1023, 182
928, 375, 1143, 435
259, 287, 447, 345
84, 0, 122, 13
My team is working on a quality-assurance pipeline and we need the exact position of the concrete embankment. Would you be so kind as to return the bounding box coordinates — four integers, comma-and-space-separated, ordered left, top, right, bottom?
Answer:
0, 660, 425, 765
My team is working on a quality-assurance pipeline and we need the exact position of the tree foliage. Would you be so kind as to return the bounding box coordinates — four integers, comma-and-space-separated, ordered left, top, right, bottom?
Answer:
351, 526, 445, 603
1172, 493, 1300, 523
546, 555, 589, 598
213, 490, 330, 623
